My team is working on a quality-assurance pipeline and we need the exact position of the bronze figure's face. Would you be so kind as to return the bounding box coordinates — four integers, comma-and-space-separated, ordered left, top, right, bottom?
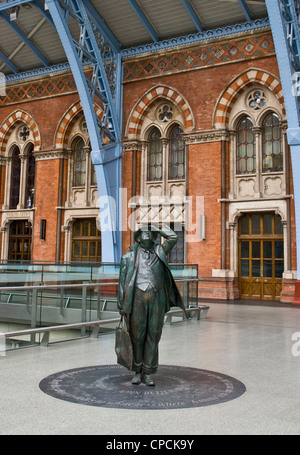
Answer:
139, 231, 156, 250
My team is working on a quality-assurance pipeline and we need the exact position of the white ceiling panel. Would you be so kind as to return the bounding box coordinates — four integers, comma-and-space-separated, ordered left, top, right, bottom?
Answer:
0, 0, 269, 76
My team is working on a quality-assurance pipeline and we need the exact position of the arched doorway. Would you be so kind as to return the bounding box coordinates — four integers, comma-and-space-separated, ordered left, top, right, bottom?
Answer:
238, 213, 284, 300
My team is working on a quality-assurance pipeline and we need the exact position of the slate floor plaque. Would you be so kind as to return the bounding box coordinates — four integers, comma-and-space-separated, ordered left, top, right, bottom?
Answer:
39, 364, 246, 410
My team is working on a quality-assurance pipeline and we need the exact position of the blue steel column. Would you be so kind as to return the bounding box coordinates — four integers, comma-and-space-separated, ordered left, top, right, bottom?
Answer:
265, 0, 300, 293
46, 0, 123, 262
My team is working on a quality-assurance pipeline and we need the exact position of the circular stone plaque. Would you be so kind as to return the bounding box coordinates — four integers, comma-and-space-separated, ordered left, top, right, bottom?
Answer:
39, 365, 246, 410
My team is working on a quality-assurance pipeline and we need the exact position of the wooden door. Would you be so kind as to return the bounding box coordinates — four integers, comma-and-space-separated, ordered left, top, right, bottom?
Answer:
8, 220, 32, 261
238, 214, 284, 301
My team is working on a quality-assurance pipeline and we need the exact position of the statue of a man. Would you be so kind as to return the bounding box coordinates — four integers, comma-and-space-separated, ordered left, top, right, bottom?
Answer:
117, 224, 186, 386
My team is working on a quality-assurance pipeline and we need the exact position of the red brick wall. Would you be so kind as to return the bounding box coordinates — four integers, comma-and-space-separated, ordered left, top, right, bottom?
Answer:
0, 93, 79, 150
33, 159, 60, 262
187, 142, 222, 275
122, 56, 281, 134
0, 32, 297, 302
121, 148, 134, 254
122, 52, 287, 274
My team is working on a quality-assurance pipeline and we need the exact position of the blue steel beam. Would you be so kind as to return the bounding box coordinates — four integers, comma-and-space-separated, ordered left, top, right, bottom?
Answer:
0, 0, 34, 11
0, 49, 20, 73
179, 0, 204, 32
54, 0, 121, 141
126, 0, 159, 42
237, 0, 254, 21
46, 0, 123, 262
84, 0, 121, 53
265, 0, 300, 282
0, 10, 50, 66
32, 0, 55, 27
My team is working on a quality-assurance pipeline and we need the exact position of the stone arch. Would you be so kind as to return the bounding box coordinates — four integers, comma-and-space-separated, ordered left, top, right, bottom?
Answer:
213, 69, 285, 129
125, 84, 195, 140
54, 100, 103, 149
0, 110, 41, 153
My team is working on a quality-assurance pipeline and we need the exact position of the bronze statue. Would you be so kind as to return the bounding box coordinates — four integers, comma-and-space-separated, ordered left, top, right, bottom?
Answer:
117, 224, 186, 386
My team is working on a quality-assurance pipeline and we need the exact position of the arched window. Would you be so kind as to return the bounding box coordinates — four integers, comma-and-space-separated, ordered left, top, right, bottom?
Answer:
72, 137, 86, 187
25, 144, 35, 208
262, 113, 283, 173
236, 116, 256, 175
169, 126, 185, 180
147, 128, 163, 181
91, 162, 97, 186
9, 146, 21, 209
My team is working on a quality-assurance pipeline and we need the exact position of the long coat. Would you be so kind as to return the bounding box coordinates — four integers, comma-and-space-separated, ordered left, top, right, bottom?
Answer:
117, 241, 186, 316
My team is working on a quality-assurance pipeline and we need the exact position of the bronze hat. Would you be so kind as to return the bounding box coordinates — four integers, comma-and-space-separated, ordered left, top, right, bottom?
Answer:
134, 224, 159, 242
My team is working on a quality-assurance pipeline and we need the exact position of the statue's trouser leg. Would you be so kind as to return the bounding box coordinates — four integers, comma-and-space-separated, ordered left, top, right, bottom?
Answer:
130, 287, 165, 374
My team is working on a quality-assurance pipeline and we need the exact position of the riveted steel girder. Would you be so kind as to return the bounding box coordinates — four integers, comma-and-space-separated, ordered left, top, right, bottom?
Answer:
47, 0, 123, 262
266, 0, 300, 278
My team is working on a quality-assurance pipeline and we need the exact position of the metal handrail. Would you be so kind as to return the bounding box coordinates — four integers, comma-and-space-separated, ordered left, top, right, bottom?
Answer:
0, 282, 118, 292
0, 277, 200, 348
0, 278, 200, 293
3, 317, 121, 339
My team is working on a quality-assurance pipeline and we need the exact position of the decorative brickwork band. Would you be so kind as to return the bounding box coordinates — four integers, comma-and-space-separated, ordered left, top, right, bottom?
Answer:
213, 69, 285, 128
0, 110, 41, 153
54, 100, 103, 149
123, 32, 274, 82
126, 85, 195, 140
0, 73, 77, 106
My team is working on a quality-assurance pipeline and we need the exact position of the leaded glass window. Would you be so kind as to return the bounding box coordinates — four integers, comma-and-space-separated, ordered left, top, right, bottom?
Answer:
168, 228, 185, 263
169, 126, 185, 180
262, 113, 283, 172
72, 137, 86, 187
8, 220, 32, 261
91, 162, 97, 186
25, 144, 35, 208
236, 116, 256, 175
72, 218, 101, 263
9, 146, 21, 209
147, 128, 163, 181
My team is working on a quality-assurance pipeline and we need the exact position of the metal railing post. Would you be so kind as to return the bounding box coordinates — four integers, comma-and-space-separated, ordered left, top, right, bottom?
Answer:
30, 288, 38, 344
60, 287, 65, 315
81, 282, 88, 336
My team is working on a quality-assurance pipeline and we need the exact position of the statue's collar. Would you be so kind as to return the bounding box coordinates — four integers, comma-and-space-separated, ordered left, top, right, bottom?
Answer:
129, 243, 139, 251
129, 243, 155, 254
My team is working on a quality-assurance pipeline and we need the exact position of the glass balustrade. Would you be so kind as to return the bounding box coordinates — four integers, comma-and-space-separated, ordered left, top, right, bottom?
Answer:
0, 261, 198, 351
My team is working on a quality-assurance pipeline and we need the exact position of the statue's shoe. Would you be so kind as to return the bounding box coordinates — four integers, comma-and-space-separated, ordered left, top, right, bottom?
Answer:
142, 374, 155, 386
131, 373, 142, 385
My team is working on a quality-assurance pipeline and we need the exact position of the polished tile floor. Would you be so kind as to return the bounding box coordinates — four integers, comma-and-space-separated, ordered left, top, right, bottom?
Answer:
1, 301, 300, 435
